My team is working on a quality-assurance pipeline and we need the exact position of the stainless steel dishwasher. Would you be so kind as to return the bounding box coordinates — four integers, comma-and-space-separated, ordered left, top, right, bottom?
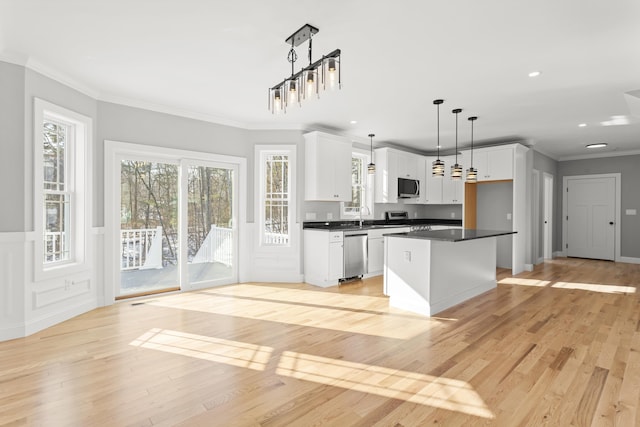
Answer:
343, 231, 368, 279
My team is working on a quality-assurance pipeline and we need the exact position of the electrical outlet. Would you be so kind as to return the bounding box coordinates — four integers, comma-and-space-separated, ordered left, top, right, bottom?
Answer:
305, 212, 317, 220
327, 213, 333, 220
626, 209, 637, 215
404, 251, 412, 262
450, 212, 455, 218
507, 213, 512, 220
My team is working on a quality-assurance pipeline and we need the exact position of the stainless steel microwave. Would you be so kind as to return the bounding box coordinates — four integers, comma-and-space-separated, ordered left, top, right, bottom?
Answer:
398, 177, 420, 198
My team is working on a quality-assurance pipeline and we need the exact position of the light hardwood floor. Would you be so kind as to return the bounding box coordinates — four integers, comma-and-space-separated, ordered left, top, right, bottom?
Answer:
1, 258, 640, 426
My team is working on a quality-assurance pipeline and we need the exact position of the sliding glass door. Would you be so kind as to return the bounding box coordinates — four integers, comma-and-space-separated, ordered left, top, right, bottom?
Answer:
117, 156, 238, 298
185, 162, 237, 286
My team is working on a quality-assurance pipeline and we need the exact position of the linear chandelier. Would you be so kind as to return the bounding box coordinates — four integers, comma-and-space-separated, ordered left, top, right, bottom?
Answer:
268, 24, 341, 114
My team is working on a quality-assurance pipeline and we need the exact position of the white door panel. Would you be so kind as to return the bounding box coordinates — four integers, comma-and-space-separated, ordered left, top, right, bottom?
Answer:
567, 177, 615, 261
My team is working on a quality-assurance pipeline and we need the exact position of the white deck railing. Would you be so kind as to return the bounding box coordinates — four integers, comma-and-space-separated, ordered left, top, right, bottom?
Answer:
264, 232, 289, 245
192, 225, 233, 266
121, 226, 163, 270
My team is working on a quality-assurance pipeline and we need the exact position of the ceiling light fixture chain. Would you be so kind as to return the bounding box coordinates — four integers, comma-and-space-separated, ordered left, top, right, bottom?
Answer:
367, 133, 376, 174
269, 23, 341, 114
432, 99, 445, 177
451, 108, 463, 180
466, 116, 478, 182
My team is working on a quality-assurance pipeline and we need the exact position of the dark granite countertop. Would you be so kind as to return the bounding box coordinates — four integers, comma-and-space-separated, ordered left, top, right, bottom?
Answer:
384, 228, 516, 242
302, 218, 462, 232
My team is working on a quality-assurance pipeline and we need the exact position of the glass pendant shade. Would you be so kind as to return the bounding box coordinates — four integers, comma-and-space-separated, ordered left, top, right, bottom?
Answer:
466, 116, 478, 183
451, 108, 463, 180
367, 133, 376, 174
432, 158, 445, 177
466, 167, 478, 182
303, 68, 318, 99
270, 87, 284, 114
367, 162, 376, 174
451, 163, 463, 180
323, 56, 340, 90
432, 99, 445, 177
285, 78, 299, 106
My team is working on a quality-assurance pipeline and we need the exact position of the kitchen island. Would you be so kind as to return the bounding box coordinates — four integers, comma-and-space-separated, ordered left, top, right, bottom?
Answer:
384, 229, 516, 316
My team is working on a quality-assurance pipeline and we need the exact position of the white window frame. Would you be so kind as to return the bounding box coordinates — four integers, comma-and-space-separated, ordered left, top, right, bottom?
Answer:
34, 98, 92, 281
256, 145, 296, 248
341, 148, 374, 219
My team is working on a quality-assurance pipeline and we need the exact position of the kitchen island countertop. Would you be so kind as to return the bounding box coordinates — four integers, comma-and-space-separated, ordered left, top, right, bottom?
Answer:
385, 228, 516, 242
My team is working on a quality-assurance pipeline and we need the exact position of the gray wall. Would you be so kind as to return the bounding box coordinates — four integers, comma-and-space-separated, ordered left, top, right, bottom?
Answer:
0, 62, 25, 231
532, 150, 559, 256
558, 154, 640, 258
0, 62, 98, 232
476, 181, 513, 268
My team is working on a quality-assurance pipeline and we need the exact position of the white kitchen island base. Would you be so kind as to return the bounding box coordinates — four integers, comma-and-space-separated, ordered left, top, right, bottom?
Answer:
384, 233, 499, 317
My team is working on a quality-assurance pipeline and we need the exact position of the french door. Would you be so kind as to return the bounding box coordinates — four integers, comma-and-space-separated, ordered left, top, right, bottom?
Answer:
116, 154, 238, 298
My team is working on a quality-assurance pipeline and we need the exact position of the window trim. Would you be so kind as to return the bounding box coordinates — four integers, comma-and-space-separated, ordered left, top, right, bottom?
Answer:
33, 98, 92, 281
255, 145, 296, 248
341, 147, 374, 219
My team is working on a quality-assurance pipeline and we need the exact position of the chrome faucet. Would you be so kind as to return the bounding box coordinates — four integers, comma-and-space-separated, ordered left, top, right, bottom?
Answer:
359, 206, 371, 228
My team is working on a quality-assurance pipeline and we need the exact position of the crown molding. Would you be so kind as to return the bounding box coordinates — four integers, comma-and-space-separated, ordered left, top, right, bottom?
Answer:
558, 149, 640, 162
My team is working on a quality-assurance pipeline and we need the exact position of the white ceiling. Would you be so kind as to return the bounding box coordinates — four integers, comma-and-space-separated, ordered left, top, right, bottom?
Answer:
2, 0, 640, 159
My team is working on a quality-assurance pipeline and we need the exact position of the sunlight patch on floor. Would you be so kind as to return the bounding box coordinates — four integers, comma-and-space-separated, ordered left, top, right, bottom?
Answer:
498, 278, 551, 287
276, 351, 495, 419
147, 289, 443, 340
129, 328, 273, 371
551, 281, 636, 294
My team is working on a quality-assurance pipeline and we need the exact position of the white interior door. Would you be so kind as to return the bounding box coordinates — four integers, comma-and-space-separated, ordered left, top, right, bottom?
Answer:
543, 173, 553, 259
566, 176, 615, 260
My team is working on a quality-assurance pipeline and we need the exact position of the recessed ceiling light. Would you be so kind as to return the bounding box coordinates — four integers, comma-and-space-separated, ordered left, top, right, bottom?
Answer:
528, 71, 542, 77
586, 143, 607, 149
350, 120, 357, 124
578, 123, 587, 127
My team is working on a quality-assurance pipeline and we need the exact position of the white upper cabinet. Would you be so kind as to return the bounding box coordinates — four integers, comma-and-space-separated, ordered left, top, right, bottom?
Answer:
374, 147, 424, 203
424, 155, 464, 204
463, 146, 514, 182
424, 156, 443, 204
396, 150, 420, 180
374, 148, 398, 203
304, 131, 352, 201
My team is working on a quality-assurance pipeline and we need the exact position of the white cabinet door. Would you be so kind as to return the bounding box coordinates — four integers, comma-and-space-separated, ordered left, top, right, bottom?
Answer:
328, 242, 344, 280
367, 237, 384, 274
304, 132, 352, 201
424, 156, 443, 204
441, 155, 463, 204
374, 148, 398, 203
472, 147, 513, 181
396, 151, 419, 180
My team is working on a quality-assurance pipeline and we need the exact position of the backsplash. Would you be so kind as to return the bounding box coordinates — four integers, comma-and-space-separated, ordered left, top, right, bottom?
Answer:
301, 201, 462, 222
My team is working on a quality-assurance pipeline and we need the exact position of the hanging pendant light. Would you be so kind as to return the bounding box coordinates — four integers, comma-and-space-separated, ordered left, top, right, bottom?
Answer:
367, 133, 376, 174
451, 108, 463, 180
466, 116, 478, 182
432, 99, 445, 177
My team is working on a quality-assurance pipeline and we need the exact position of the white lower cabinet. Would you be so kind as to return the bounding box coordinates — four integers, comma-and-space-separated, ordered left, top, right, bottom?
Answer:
304, 230, 344, 287
367, 227, 410, 275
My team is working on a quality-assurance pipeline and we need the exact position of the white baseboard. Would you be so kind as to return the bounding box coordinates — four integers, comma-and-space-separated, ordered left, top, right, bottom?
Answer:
25, 300, 98, 336
536, 257, 544, 264
250, 272, 304, 284
553, 251, 566, 258
524, 264, 534, 272
618, 256, 640, 265
0, 322, 26, 342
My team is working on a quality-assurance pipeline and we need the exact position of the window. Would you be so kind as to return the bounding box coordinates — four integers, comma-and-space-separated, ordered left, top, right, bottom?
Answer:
342, 150, 373, 219
42, 118, 72, 263
34, 98, 91, 278
257, 146, 295, 246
